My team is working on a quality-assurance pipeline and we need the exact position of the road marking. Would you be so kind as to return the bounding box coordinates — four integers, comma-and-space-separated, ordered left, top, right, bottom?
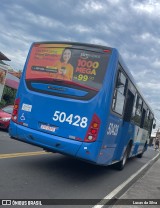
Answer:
0, 151, 49, 159
93, 153, 160, 208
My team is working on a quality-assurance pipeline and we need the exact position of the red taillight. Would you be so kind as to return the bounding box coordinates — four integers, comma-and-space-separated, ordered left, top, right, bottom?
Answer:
84, 114, 100, 142
11, 98, 20, 123
91, 129, 97, 134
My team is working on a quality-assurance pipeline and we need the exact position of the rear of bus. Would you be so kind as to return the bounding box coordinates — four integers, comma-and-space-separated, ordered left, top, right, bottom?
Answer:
9, 42, 113, 164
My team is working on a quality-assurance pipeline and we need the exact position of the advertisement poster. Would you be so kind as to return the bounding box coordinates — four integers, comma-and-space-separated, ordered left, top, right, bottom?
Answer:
26, 44, 108, 90
0, 66, 7, 102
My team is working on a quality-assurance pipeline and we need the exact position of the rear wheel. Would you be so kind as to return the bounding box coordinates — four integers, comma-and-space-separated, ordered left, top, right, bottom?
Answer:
115, 145, 130, 170
137, 143, 147, 158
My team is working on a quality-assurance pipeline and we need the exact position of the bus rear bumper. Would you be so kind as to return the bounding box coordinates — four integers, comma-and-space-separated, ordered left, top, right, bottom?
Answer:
9, 122, 82, 157
9, 122, 109, 165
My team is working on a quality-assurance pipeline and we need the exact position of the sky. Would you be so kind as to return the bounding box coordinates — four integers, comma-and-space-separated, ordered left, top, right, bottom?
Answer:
0, 0, 160, 134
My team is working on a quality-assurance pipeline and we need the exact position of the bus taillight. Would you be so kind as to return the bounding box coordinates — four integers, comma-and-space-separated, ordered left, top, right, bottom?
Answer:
84, 114, 100, 142
11, 98, 20, 123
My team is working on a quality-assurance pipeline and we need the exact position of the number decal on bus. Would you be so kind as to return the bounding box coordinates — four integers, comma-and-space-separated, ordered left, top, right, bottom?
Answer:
107, 123, 119, 136
72, 115, 81, 126
52, 111, 88, 128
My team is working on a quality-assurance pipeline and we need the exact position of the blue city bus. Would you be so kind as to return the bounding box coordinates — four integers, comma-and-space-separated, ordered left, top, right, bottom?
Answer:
9, 42, 154, 170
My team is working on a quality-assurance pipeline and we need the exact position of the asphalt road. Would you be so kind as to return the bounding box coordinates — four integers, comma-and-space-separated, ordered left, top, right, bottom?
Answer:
0, 130, 158, 207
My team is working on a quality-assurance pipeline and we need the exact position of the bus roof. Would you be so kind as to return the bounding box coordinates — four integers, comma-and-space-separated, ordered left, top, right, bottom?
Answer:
32, 41, 114, 52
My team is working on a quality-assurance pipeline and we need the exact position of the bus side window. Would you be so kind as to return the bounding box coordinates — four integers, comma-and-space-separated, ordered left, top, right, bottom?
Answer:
112, 70, 127, 115
140, 107, 146, 128
143, 109, 150, 130
131, 93, 137, 120
148, 112, 154, 134
131, 94, 143, 126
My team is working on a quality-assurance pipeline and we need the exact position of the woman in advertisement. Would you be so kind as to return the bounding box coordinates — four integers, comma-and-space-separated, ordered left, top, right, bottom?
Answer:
55, 48, 74, 81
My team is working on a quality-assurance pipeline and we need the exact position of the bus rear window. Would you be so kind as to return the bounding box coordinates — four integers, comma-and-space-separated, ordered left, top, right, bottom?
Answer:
26, 44, 111, 91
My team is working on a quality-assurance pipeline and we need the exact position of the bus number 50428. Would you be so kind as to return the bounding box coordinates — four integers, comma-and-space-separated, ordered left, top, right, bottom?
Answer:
52, 111, 88, 128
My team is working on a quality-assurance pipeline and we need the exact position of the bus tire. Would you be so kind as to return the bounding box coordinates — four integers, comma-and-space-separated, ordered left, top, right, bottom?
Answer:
115, 145, 130, 170
137, 143, 147, 158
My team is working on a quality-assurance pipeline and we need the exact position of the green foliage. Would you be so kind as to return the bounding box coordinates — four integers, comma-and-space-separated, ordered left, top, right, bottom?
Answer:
0, 86, 16, 108
0, 99, 6, 108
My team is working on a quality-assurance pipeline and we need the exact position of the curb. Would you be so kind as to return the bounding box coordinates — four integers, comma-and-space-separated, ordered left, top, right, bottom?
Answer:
93, 152, 160, 208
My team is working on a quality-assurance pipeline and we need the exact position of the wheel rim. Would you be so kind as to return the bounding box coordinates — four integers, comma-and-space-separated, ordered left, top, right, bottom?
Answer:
122, 150, 127, 166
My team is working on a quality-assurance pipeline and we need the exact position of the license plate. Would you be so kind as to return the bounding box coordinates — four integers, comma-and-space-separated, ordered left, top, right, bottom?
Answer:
40, 124, 56, 132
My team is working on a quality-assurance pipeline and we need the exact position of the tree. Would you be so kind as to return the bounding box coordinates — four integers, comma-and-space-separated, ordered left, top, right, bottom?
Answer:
0, 86, 16, 108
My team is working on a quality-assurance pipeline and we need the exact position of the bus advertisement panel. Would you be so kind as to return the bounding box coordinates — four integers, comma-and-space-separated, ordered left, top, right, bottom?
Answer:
26, 44, 109, 91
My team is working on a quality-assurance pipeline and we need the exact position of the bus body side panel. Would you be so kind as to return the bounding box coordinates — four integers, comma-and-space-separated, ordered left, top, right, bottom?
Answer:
112, 123, 149, 161
94, 51, 127, 165
94, 50, 131, 165
95, 52, 149, 165
112, 121, 134, 161
130, 126, 149, 156
96, 113, 123, 165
